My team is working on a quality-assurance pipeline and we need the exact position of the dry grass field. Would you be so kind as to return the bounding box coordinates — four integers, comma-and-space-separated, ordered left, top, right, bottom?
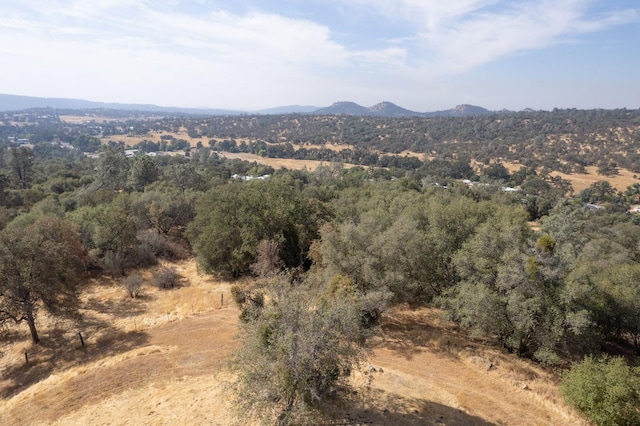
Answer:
501, 162, 638, 193
218, 152, 360, 171
551, 165, 638, 193
59, 115, 151, 124
0, 258, 586, 425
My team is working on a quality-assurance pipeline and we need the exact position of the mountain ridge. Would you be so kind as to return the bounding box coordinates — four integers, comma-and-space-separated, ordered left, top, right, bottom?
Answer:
0, 93, 507, 117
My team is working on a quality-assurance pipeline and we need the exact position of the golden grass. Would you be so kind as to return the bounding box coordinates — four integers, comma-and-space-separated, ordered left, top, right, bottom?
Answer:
367, 306, 587, 426
218, 152, 361, 171
59, 115, 140, 124
0, 261, 586, 425
501, 161, 638, 193
551, 165, 638, 193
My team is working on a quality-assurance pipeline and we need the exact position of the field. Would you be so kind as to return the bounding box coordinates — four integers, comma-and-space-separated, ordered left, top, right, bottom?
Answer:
92, 127, 639, 192
551, 166, 638, 193
0, 259, 586, 425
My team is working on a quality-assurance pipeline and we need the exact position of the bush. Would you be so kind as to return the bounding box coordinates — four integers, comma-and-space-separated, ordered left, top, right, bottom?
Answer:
123, 274, 143, 298
102, 250, 125, 277
137, 231, 190, 264
230, 285, 247, 305
560, 355, 640, 426
153, 266, 180, 289
231, 276, 383, 425
135, 236, 159, 267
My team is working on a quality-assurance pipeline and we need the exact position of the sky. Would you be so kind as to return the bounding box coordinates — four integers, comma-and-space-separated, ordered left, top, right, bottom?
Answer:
1, 0, 639, 111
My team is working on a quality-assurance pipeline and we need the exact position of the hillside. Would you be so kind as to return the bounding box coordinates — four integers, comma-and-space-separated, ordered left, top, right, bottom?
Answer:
0, 259, 585, 425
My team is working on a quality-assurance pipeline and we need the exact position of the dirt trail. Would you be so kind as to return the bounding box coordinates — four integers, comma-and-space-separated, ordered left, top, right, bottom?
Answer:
0, 264, 584, 425
330, 308, 585, 425
1, 308, 239, 425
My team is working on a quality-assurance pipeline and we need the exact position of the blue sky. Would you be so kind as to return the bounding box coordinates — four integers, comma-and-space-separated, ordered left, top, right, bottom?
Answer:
1, 0, 639, 111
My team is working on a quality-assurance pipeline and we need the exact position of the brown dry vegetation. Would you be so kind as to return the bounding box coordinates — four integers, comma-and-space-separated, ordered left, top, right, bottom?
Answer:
60, 115, 133, 124
0, 258, 587, 425
550, 165, 638, 193
502, 161, 638, 193
218, 151, 360, 171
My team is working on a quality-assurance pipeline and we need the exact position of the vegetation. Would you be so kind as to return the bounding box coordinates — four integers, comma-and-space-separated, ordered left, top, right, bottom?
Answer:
123, 274, 143, 298
2, 106, 640, 423
153, 266, 181, 289
0, 216, 85, 343
232, 273, 387, 424
561, 356, 640, 426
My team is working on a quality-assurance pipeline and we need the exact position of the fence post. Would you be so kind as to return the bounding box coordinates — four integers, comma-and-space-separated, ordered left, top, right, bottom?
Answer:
24, 351, 29, 367
78, 332, 85, 347
221, 293, 224, 307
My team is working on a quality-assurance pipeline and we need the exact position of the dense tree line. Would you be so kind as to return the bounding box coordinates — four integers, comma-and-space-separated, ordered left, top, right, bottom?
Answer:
4, 107, 640, 175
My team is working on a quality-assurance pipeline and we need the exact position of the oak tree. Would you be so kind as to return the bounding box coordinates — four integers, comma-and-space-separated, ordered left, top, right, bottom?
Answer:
0, 216, 86, 343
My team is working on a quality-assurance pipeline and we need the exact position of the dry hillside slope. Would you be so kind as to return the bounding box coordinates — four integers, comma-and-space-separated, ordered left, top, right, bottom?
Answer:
0, 260, 586, 425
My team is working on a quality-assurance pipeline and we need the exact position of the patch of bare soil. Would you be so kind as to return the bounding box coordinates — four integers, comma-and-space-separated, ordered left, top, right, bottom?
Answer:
218, 151, 360, 171
357, 307, 586, 425
501, 161, 638, 193
551, 165, 638, 193
0, 261, 585, 425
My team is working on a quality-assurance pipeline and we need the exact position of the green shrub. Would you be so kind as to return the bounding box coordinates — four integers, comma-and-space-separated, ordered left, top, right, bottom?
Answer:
560, 355, 640, 426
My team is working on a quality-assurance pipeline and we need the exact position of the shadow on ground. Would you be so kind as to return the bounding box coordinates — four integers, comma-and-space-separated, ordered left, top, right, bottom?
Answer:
0, 323, 149, 399
84, 293, 152, 318
324, 388, 494, 425
375, 308, 500, 363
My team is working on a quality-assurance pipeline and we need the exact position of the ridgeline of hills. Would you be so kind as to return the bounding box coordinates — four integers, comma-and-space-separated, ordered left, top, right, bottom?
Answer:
0, 93, 241, 116
314, 101, 493, 117
0, 93, 499, 117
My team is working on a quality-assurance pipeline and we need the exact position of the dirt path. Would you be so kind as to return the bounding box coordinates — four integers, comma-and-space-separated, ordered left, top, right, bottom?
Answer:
0, 307, 240, 426
359, 308, 586, 426
0, 284, 584, 425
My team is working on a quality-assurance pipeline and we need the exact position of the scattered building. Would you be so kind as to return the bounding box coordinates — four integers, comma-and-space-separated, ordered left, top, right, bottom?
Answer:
231, 174, 271, 182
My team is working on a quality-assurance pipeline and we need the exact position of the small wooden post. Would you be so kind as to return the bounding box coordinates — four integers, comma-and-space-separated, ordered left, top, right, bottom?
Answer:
24, 351, 29, 366
78, 332, 85, 347
221, 293, 224, 307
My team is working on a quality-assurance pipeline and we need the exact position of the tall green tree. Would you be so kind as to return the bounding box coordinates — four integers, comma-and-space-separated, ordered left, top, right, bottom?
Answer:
0, 216, 85, 343
70, 201, 138, 276
128, 154, 159, 191
442, 207, 587, 361
9, 146, 33, 189
187, 178, 329, 277
95, 145, 129, 190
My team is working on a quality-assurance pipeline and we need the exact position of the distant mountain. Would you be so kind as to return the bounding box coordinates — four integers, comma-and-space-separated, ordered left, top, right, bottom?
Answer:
425, 104, 492, 117
314, 101, 493, 117
368, 101, 422, 117
0, 93, 500, 118
0, 93, 241, 115
314, 101, 373, 116
256, 105, 319, 114
314, 101, 422, 117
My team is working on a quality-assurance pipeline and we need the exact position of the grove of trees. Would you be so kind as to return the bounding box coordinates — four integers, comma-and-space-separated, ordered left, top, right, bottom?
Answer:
2, 107, 640, 423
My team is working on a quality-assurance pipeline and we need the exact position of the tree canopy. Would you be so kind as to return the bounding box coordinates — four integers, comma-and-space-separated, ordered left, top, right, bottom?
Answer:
0, 216, 85, 343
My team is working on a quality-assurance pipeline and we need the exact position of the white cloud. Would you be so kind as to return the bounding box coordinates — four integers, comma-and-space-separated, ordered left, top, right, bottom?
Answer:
0, 2, 393, 108
336, 0, 639, 74
0, 1, 638, 109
